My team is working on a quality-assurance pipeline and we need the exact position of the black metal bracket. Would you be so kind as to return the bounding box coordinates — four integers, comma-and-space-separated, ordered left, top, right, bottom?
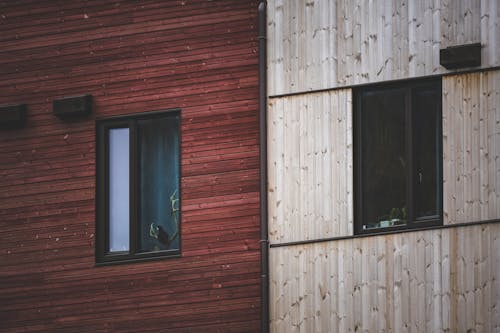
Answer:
53, 94, 92, 119
0, 104, 27, 129
440, 43, 481, 69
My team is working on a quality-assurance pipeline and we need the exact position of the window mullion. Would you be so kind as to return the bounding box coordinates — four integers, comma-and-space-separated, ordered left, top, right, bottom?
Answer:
406, 88, 414, 227
129, 120, 138, 255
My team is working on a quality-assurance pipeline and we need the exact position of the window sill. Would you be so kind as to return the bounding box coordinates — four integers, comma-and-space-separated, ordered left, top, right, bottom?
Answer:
95, 251, 181, 266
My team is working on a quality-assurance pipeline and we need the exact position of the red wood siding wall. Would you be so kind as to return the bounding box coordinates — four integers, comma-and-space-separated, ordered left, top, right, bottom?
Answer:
0, 1, 260, 332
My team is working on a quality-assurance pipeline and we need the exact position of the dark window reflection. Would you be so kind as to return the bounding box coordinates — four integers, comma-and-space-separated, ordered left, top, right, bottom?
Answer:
139, 116, 180, 252
362, 89, 407, 229
413, 87, 440, 220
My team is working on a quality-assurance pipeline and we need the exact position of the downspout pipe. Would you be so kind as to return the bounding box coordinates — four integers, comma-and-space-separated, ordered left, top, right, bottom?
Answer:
258, 2, 269, 333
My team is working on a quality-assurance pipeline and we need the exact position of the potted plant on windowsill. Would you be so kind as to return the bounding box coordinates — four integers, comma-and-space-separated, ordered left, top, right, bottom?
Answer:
378, 207, 406, 228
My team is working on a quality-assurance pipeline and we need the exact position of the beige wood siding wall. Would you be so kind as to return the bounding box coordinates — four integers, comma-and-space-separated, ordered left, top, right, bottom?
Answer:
268, 71, 500, 330
443, 71, 500, 224
270, 223, 500, 333
268, 70, 500, 242
268, 0, 499, 96
267, 1, 500, 330
268, 90, 353, 244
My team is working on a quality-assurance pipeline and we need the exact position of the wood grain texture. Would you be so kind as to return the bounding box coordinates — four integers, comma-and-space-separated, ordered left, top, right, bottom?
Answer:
267, 0, 499, 96
267, 89, 353, 244
443, 71, 500, 225
0, 1, 260, 332
270, 222, 500, 332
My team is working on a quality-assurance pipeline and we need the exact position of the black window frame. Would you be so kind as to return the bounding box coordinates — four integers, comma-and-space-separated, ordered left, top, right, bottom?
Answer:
96, 108, 181, 264
353, 78, 443, 235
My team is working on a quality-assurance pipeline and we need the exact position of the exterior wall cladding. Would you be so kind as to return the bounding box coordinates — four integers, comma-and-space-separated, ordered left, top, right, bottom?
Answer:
0, 1, 261, 332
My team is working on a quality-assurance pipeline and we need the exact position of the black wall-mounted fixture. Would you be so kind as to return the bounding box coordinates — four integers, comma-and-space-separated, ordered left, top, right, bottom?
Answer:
440, 43, 481, 69
0, 104, 27, 129
53, 94, 92, 119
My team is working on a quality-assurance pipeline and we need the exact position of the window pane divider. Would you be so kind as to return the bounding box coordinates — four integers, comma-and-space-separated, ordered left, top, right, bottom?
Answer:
129, 120, 138, 255
406, 86, 414, 228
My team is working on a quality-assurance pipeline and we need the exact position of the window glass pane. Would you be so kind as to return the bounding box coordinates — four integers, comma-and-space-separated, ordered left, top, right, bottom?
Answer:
139, 115, 180, 252
108, 128, 130, 252
413, 86, 440, 219
361, 89, 407, 230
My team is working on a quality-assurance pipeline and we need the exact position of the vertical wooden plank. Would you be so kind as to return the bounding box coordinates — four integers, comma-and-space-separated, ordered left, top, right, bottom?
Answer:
492, 224, 500, 331
273, 0, 285, 95
479, 225, 491, 332
322, 92, 333, 238
479, 70, 490, 220
282, 0, 291, 95
344, 90, 354, 236
455, 74, 466, 223
423, 0, 434, 74
336, 0, 345, 85
473, 225, 485, 332
384, 235, 394, 333
457, 227, 469, 333
441, 0, 452, 48
441, 227, 452, 331
353, 0, 362, 84
289, 0, 299, 94
487, 71, 500, 218
353, 238, 363, 332
465, 226, 476, 333
328, 243, 338, 332
311, 93, 322, 239
381, 0, 394, 80
470, 74, 481, 220
463, 74, 473, 221
392, 233, 404, 332
291, 247, 301, 333
394, 0, 410, 79
299, 245, 312, 332
337, 239, 350, 332
424, 230, 434, 332
432, 0, 441, 73
267, 0, 276, 96
407, 0, 418, 76
268, 98, 282, 242
332, 91, 342, 236
270, 248, 282, 333
327, 0, 338, 88
279, 97, 287, 242
408, 232, 419, 332
484, 72, 496, 218
310, 0, 322, 90
303, 94, 314, 241
442, 75, 454, 224
293, 96, 303, 241
291, 96, 302, 242
359, 0, 368, 82
401, 233, 411, 333
481, 0, 499, 67
432, 230, 444, 332
376, 236, 387, 332
360, 238, 370, 331
322, 93, 333, 238
364, 0, 375, 82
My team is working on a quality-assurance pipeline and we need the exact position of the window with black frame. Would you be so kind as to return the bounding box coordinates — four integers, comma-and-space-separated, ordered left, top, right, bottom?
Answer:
354, 79, 442, 234
96, 110, 180, 263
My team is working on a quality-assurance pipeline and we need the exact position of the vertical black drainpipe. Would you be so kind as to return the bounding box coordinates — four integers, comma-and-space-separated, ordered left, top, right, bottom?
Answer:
258, 2, 269, 333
